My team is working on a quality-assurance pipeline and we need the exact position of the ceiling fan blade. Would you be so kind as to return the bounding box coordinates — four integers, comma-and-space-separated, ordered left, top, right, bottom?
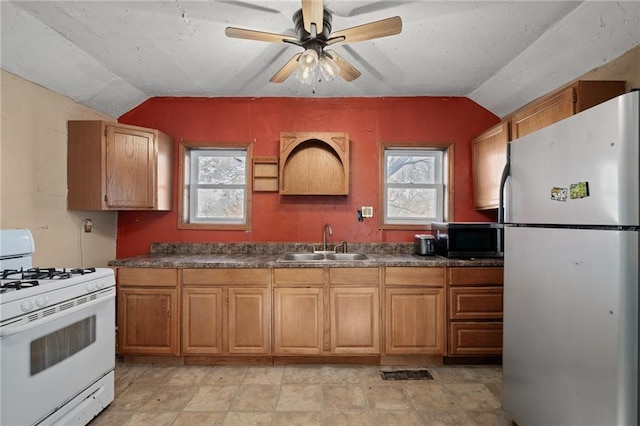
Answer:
326, 50, 361, 82
329, 16, 402, 44
302, 0, 324, 34
270, 53, 302, 83
225, 27, 297, 44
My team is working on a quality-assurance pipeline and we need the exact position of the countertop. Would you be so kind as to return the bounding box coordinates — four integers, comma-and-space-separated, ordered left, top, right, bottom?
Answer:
108, 243, 504, 269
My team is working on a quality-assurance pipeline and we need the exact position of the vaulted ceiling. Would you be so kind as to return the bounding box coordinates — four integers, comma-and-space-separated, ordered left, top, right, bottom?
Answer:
2, 1, 638, 118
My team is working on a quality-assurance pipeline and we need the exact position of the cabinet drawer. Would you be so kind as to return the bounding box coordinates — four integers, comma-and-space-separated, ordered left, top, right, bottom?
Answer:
385, 267, 444, 287
448, 267, 503, 286
449, 287, 503, 320
182, 268, 269, 286
117, 268, 177, 287
330, 268, 379, 286
448, 322, 503, 356
273, 268, 323, 286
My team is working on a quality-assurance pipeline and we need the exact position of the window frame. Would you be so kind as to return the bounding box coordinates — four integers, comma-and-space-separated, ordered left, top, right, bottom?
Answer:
379, 141, 454, 230
178, 141, 253, 230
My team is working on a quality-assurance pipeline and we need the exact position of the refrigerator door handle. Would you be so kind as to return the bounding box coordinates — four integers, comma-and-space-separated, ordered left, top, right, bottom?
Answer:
498, 143, 511, 225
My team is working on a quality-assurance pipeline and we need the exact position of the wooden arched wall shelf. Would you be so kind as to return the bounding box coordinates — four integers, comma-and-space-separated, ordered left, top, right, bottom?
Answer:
279, 132, 350, 195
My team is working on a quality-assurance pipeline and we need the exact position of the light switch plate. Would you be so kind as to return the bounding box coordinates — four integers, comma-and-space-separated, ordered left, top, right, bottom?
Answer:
361, 206, 373, 218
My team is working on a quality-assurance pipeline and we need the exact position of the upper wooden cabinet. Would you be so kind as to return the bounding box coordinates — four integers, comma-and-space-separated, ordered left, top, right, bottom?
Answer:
279, 132, 349, 195
472, 122, 509, 210
67, 121, 173, 210
472, 80, 625, 210
510, 80, 626, 140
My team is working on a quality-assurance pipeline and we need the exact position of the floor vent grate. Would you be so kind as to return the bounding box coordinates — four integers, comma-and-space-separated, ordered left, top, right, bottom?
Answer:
380, 369, 433, 380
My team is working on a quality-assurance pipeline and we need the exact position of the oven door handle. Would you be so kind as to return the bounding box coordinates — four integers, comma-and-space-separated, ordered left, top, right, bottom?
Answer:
0, 289, 115, 338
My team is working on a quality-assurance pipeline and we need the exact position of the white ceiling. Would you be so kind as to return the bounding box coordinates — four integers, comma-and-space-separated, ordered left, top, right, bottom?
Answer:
2, 1, 639, 118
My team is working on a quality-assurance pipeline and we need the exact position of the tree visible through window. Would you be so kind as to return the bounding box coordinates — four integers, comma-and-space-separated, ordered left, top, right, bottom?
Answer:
383, 148, 445, 225
179, 143, 251, 229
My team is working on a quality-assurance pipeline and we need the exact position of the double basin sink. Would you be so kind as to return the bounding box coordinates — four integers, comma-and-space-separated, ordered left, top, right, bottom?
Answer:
277, 252, 372, 262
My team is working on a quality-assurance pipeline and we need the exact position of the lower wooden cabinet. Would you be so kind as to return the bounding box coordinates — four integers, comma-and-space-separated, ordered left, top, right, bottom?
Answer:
182, 288, 223, 354
182, 269, 270, 355
383, 267, 446, 355
330, 269, 380, 354
273, 287, 324, 354
117, 268, 180, 356
447, 267, 504, 356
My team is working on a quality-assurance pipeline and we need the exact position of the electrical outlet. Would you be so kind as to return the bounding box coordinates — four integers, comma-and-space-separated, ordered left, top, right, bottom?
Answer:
361, 206, 373, 218
83, 219, 93, 233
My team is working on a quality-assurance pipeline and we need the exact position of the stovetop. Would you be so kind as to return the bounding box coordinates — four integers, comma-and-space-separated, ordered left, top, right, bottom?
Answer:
0, 267, 115, 322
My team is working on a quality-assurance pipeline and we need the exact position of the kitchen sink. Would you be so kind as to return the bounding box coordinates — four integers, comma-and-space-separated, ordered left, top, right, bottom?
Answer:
278, 253, 325, 261
325, 253, 369, 261
277, 252, 371, 262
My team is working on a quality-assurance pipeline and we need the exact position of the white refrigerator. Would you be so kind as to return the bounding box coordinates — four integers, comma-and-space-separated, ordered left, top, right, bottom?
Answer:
502, 91, 639, 425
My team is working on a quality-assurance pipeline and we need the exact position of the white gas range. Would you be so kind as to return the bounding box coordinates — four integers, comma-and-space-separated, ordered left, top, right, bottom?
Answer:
0, 229, 116, 425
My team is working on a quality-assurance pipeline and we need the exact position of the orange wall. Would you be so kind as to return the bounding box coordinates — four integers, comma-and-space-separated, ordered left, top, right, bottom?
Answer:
116, 96, 498, 258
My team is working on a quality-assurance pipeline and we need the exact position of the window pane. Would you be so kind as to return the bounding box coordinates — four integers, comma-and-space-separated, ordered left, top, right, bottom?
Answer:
387, 187, 438, 219
196, 189, 245, 219
386, 154, 438, 184
197, 155, 246, 185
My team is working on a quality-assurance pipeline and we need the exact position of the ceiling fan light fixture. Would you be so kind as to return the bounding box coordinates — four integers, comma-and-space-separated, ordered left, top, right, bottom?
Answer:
298, 48, 319, 73
319, 55, 340, 81
295, 66, 315, 84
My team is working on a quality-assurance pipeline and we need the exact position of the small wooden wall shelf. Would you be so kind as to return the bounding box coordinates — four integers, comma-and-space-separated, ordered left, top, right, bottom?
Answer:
279, 132, 350, 195
253, 157, 279, 192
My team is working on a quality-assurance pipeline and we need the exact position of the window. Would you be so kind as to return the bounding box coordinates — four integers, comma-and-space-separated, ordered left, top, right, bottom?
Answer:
380, 143, 452, 228
178, 142, 252, 230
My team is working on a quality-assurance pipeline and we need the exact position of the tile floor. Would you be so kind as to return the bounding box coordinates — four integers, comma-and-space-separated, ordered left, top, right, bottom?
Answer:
90, 362, 515, 425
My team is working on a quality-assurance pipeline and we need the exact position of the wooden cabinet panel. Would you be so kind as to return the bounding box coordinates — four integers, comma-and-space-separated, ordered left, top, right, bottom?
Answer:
67, 121, 173, 211
273, 287, 323, 354
472, 122, 509, 210
449, 287, 503, 320
279, 132, 350, 195
106, 125, 155, 209
384, 288, 445, 355
273, 268, 323, 286
228, 288, 270, 354
448, 267, 504, 286
118, 268, 177, 287
330, 287, 380, 354
329, 267, 379, 286
446, 267, 504, 357
448, 322, 503, 356
182, 268, 270, 356
510, 81, 625, 140
182, 288, 223, 354
182, 268, 269, 286
512, 87, 575, 139
385, 267, 445, 287
118, 287, 179, 355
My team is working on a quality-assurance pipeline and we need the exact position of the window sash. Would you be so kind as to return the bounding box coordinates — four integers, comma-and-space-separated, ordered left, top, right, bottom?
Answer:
188, 148, 247, 225
383, 148, 445, 224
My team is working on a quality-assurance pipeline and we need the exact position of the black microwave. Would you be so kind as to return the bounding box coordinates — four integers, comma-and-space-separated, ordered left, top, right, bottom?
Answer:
431, 222, 503, 258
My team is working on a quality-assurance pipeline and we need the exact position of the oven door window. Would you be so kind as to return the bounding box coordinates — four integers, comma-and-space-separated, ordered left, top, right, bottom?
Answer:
30, 315, 96, 375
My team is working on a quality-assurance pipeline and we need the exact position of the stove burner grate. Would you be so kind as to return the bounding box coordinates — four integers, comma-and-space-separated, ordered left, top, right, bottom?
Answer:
1, 267, 97, 281
0, 280, 39, 293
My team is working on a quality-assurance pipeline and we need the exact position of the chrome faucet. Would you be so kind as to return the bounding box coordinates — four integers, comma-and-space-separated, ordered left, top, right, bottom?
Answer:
322, 223, 333, 252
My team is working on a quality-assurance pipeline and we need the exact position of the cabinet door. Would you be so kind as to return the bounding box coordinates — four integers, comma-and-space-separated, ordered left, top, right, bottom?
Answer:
330, 287, 379, 354
118, 287, 179, 355
228, 288, 270, 354
273, 287, 323, 354
449, 322, 503, 356
472, 122, 509, 210
511, 88, 574, 139
384, 288, 445, 355
105, 124, 156, 209
182, 288, 223, 354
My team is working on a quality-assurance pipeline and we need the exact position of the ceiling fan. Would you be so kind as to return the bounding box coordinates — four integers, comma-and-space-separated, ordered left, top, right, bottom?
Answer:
224, 0, 402, 84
